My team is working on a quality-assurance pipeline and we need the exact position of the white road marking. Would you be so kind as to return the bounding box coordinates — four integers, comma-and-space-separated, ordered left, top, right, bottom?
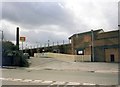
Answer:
5, 78, 13, 81
1, 77, 97, 85
31, 80, 42, 83
67, 82, 80, 85
41, 80, 53, 84
0, 78, 5, 80
83, 83, 96, 85
51, 81, 66, 85
12, 79, 22, 81
21, 79, 32, 82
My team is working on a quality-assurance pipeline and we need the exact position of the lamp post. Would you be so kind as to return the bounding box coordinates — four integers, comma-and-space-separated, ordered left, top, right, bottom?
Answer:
91, 29, 94, 62
0, 30, 3, 44
0, 30, 3, 67
48, 40, 50, 47
118, 25, 120, 85
36, 42, 40, 53
53, 42, 54, 46
118, 25, 120, 63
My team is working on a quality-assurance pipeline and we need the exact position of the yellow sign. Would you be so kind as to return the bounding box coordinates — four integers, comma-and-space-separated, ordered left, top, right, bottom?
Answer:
20, 37, 26, 42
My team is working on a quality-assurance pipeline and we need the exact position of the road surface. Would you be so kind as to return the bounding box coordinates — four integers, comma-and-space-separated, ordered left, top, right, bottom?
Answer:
1, 57, 119, 85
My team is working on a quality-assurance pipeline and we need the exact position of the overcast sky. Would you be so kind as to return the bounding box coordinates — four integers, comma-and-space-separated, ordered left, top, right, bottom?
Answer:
0, 0, 119, 49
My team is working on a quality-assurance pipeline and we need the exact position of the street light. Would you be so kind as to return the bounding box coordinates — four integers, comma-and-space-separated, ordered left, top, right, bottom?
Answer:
0, 30, 3, 42
91, 29, 94, 62
0, 30, 3, 67
118, 25, 120, 63
48, 40, 50, 47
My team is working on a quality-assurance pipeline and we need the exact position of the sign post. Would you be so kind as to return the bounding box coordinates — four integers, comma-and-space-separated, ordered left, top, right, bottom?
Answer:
20, 36, 26, 51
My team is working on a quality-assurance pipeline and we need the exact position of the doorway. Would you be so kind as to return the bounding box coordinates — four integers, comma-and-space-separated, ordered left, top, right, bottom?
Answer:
110, 54, 115, 62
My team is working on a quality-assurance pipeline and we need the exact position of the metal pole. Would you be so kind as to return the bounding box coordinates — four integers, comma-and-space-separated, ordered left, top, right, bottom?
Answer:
22, 42, 23, 53
1, 31, 3, 42
25, 44, 27, 53
48, 40, 50, 47
118, 25, 120, 63
91, 29, 94, 62
30, 46, 32, 56
57, 41, 59, 46
63, 40, 64, 45
53, 42, 54, 46
48, 40, 50, 52
44, 43, 46, 47
0, 30, 3, 67
37, 44, 39, 53
118, 25, 120, 85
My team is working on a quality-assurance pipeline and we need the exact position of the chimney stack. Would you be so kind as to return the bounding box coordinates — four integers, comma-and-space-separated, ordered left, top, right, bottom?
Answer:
16, 27, 19, 50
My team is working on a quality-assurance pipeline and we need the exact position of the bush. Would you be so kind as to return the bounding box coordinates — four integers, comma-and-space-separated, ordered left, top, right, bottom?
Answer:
2, 41, 29, 67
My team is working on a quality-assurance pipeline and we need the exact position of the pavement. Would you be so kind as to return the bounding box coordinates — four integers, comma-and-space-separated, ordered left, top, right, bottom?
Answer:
26, 57, 119, 73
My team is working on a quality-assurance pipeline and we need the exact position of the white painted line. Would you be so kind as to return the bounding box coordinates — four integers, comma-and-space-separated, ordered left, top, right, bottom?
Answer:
41, 80, 53, 84
0, 78, 5, 80
1, 77, 97, 86
21, 79, 32, 82
31, 80, 43, 83
83, 83, 96, 85
12, 79, 22, 81
5, 78, 13, 81
67, 82, 80, 85
51, 81, 66, 85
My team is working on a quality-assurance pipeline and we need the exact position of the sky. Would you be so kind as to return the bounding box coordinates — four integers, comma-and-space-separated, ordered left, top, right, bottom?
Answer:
0, 0, 119, 49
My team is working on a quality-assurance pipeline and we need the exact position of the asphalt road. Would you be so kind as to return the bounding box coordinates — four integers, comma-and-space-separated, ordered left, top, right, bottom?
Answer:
2, 69, 118, 85
1, 57, 119, 85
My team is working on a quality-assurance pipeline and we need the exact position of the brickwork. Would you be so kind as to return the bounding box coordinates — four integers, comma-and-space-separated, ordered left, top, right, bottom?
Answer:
105, 48, 119, 62
25, 29, 119, 62
69, 29, 119, 62
69, 29, 103, 55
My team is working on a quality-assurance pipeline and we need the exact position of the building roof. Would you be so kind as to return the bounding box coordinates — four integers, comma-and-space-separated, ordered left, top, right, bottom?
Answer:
96, 29, 119, 39
68, 29, 104, 39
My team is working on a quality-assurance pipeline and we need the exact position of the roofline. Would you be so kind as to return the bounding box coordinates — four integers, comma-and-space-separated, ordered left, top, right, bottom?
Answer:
100, 29, 118, 34
68, 29, 104, 39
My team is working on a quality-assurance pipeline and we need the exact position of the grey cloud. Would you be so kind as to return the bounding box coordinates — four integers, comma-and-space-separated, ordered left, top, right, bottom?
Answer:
101, 2, 118, 29
1, 1, 118, 46
1, 28, 15, 41
21, 30, 69, 46
2, 2, 77, 31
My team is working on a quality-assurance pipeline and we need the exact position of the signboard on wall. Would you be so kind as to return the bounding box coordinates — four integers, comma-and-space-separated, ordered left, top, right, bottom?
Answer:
77, 50, 84, 55
78, 51, 83, 54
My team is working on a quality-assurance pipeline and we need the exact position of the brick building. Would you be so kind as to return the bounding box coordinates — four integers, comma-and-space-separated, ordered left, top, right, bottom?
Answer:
69, 29, 119, 62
